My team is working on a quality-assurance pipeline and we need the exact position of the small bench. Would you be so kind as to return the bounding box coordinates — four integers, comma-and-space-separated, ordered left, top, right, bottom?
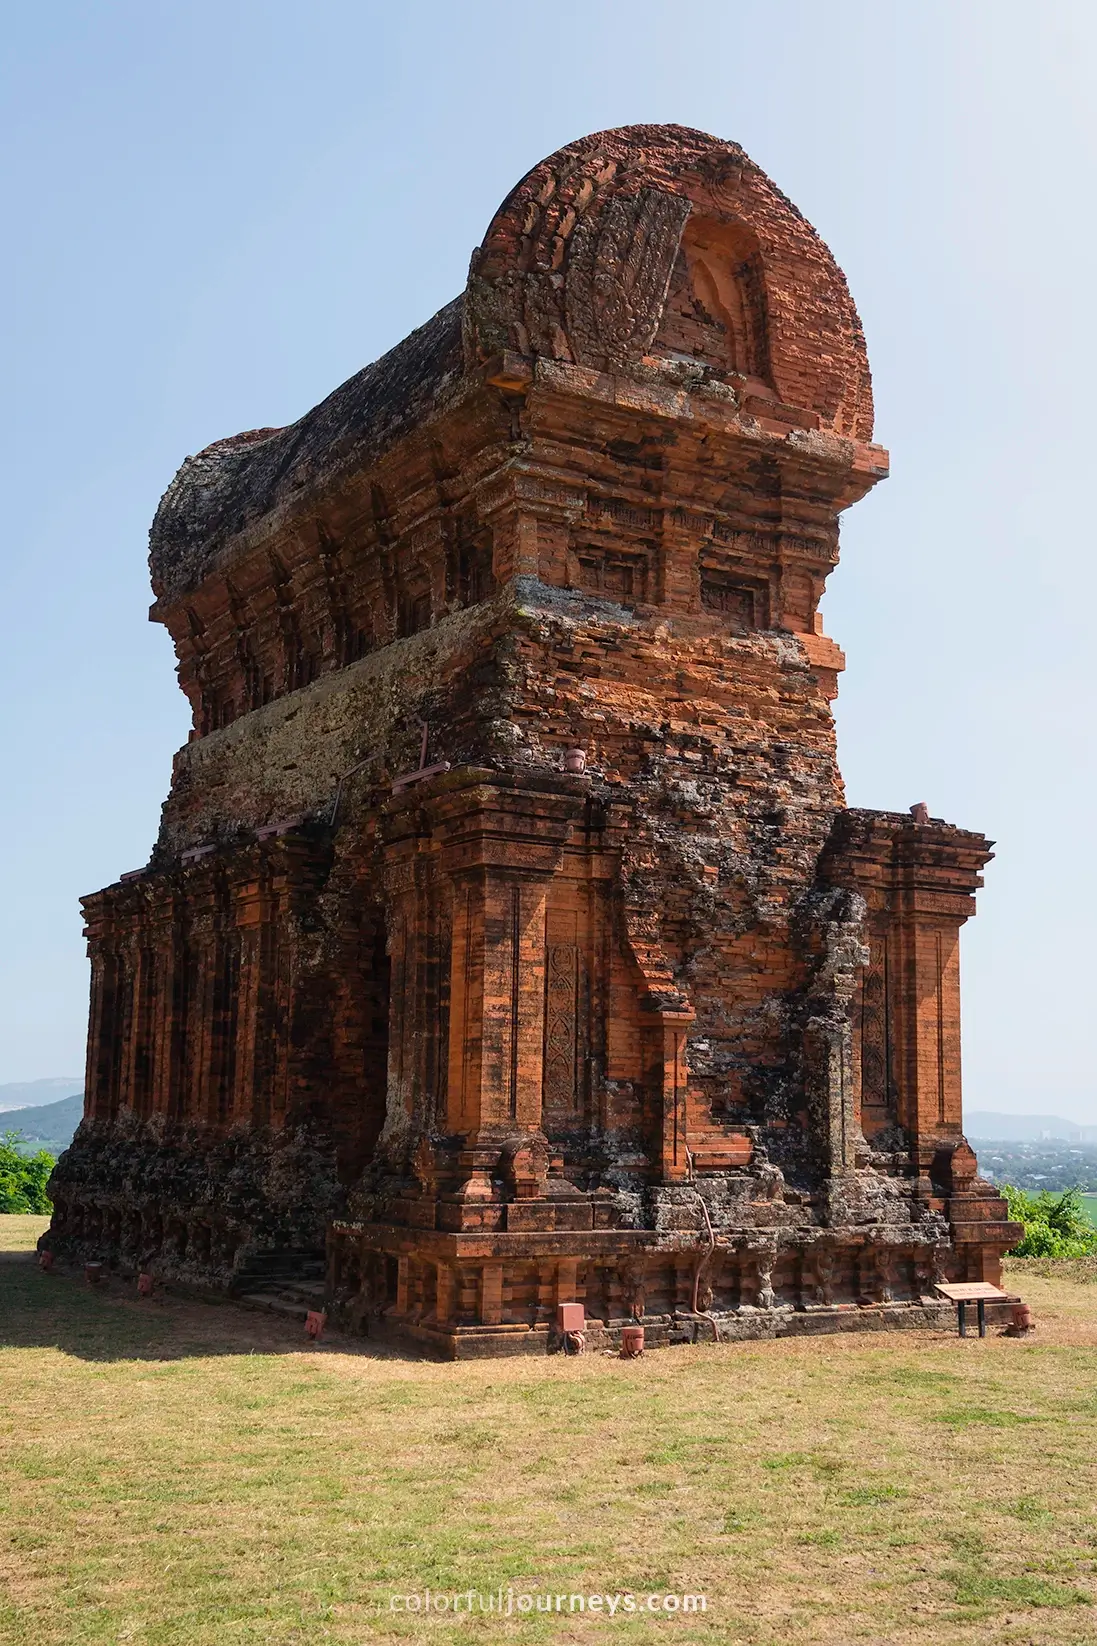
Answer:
934, 1281, 1017, 1337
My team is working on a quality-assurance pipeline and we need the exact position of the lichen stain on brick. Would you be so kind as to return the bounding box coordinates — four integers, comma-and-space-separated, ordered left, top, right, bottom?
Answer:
45, 124, 1020, 1354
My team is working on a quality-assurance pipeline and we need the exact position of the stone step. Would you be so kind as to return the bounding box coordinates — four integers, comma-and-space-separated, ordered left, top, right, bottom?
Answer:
266, 1287, 325, 1308
236, 1290, 324, 1321
686, 1132, 754, 1169
239, 1250, 325, 1276
682, 1113, 752, 1138
233, 1257, 325, 1293
240, 1268, 325, 1288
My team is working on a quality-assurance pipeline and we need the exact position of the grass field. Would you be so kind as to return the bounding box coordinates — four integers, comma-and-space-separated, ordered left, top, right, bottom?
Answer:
2, 1216, 1097, 1645
1081, 1193, 1097, 1229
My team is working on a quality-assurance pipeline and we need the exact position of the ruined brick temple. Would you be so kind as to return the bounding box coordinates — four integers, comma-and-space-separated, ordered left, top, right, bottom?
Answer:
47, 125, 1019, 1353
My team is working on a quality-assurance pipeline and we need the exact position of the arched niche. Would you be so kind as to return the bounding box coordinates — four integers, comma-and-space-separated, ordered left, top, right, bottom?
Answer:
654, 216, 773, 386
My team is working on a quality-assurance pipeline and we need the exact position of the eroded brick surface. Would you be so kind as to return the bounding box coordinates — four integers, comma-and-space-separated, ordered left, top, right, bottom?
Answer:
46, 125, 1018, 1353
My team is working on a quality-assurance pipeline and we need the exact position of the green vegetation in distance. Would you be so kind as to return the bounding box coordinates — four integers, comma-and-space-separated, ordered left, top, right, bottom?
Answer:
1003, 1184, 1097, 1259
0, 1092, 82, 1157
0, 1132, 54, 1214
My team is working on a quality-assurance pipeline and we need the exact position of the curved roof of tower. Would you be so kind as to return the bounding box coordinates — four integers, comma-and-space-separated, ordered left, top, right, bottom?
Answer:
150, 123, 873, 602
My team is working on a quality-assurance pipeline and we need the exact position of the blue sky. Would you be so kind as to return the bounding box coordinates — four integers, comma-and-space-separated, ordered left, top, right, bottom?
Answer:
1, 1, 1094, 1121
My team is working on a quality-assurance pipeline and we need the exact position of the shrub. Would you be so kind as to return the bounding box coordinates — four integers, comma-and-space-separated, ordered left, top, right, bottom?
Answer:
0, 1133, 54, 1214
1003, 1184, 1097, 1260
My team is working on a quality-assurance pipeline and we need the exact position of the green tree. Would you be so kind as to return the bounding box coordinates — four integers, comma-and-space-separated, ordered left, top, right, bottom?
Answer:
1003, 1183, 1097, 1259
0, 1131, 54, 1214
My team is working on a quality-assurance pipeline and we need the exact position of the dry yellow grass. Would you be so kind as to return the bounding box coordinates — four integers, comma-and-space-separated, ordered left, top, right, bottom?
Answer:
0, 1217, 49, 1254
1008, 1253, 1097, 1285
2, 1216, 1096, 1645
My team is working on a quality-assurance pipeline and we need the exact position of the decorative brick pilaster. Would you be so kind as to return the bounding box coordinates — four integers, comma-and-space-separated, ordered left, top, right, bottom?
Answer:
822, 810, 991, 1173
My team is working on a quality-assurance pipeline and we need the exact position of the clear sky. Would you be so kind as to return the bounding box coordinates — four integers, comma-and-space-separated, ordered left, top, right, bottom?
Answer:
1, 1, 1094, 1121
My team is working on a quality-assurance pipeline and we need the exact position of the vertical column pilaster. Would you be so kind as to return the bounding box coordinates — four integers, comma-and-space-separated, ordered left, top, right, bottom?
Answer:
179, 870, 219, 1126
232, 857, 269, 1128
659, 512, 702, 613
145, 889, 177, 1120
821, 810, 992, 1182
379, 827, 447, 1159
381, 771, 586, 1223
654, 1010, 695, 1183
445, 870, 551, 1137
81, 895, 114, 1123
474, 470, 584, 589
263, 833, 332, 1126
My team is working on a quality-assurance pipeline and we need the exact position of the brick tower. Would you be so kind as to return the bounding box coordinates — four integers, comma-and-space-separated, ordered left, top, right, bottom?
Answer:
46, 126, 1018, 1352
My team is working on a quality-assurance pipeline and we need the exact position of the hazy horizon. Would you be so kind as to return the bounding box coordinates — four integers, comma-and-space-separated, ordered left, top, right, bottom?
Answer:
2, 1, 1094, 1122
4, 1078, 1097, 1136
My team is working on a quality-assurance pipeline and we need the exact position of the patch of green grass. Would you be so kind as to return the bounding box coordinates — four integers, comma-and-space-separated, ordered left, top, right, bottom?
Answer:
721, 1507, 758, 1534
944, 1527, 985, 1554
871, 1366, 962, 1390
1007, 1495, 1053, 1523
838, 1484, 908, 1507
935, 1405, 1045, 1428
762, 1450, 812, 1470
642, 1441, 691, 1464
950, 1569, 1091, 1609
431, 1423, 501, 1449
762, 1449, 844, 1480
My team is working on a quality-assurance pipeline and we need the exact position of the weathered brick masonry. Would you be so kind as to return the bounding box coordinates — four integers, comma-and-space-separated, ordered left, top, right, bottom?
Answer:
46, 125, 1019, 1352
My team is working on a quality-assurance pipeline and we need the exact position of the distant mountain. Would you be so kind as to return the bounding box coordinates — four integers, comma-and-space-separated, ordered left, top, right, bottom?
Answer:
0, 1077, 83, 1113
0, 1093, 83, 1156
7, 1089, 1093, 1149
967, 1111, 1097, 1144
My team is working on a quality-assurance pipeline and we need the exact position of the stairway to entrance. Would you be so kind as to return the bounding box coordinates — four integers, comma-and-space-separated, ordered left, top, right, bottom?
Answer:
231, 1249, 326, 1321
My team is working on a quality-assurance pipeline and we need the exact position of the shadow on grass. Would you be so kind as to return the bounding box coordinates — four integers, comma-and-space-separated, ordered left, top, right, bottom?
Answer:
0, 1248, 420, 1365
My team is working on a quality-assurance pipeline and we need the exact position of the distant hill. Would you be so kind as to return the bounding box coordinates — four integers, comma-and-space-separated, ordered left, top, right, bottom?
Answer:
967, 1111, 1097, 1143
0, 1077, 83, 1113
6, 1090, 1093, 1150
1, 1093, 83, 1156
